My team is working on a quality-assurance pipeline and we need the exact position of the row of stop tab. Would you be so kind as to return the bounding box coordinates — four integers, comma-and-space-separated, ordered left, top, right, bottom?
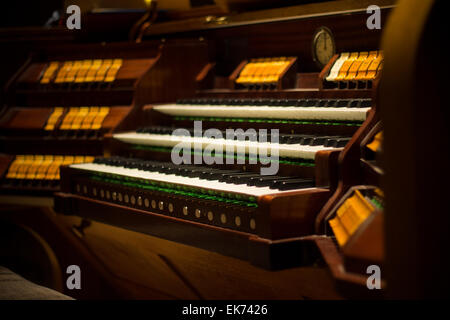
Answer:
5, 155, 95, 181
326, 51, 384, 82
39, 59, 123, 84
44, 106, 110, 131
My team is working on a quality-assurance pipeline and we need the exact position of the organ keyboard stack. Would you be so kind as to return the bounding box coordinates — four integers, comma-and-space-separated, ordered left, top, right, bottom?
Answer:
2, 0, 442, 300
0, 0, 401, 299
55, 40, 380, 268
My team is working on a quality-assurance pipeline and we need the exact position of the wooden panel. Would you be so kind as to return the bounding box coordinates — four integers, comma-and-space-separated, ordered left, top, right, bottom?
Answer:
16, 62, 45, 84
101, 106, 132, 131
54, 191, 325, 269
343, 211, 384, 274
115, 58, 157, 83
0, 154, 14, 179
68, 218, 200, 299
134, 39, 209, 105
56, 214, 342, 299
145, 8, 392, 74
2, 108, 52, 130
260, 188, 331, 239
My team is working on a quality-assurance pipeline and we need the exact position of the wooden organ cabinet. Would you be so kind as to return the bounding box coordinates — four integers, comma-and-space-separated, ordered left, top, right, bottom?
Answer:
5, 0, 437, 299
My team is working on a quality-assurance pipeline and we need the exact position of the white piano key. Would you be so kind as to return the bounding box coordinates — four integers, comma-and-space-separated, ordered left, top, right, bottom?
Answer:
153, 102, 369, 121
326, 52, 350, 81
112, 132, 339, 160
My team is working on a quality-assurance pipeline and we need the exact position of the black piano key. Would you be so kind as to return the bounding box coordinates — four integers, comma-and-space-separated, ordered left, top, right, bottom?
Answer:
268, 177, 308, 188
313, 135, 345, 146
305, 99, 318, 107
200, 169, 240, 180
279, 134, 292, 144
325, 137, 351, 148
270, 178, 315, 190
284, 134, 303, 144
255, 99, 266, 106
336, 100, 350, 108
142, 127, 154, 133
243, 99, 254, 105
162, 127, 176, 135
335, 138, 351, 147
225, 173, 261, 184
151, 162, 175, 174
248, 99, 257, 106
247, 175, 284, 186
184, 165, 216, 174
318, 100, 328, 107
139, 161, 161, 172
173, 165, 198, 177
285, 134, 316, 145
218, 171, 252, 182
235, 173, 262, 184
296, 99, 307, 107
110, 158, 125, 166
326, 99, 338, 107
299, 136, 315, 145
360, 99, 372, 108
195, 168, 224, 178
123, 160, 141, 169
138, 126, 174, 135
197, 170, 218, 180
309, 136, 332, 146
349, 100, 360, 108
260, 99, 271, 106
94, 157, 106, 164
324, 138, 337, 148
233, 99, 242, 105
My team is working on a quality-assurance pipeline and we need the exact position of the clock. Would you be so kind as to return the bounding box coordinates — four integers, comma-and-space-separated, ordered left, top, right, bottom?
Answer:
312, 27, 336, 68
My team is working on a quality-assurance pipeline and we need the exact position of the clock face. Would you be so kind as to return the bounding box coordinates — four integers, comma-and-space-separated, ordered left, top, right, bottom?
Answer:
312, 27, 336, 68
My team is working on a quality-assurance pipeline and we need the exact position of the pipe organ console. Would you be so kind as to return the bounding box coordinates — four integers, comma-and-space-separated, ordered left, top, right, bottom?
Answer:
51, 3, 387, 282
5, 0, 442, 299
